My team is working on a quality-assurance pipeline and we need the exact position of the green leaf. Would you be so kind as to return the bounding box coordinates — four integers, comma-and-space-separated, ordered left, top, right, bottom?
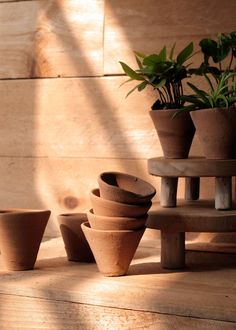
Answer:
119, 62, 145, 81
135, 55, 143, 69
133, 51, 146, 58
153, 78, 167, 89
159, 46, 167, 61
125, 83, 143, 98
143, 54, 161, 66
120, 78, 133, 87
169, 43, 176, 60
176, 42, 193, 65
187, 82, 210, 104
137, 81, 148, 91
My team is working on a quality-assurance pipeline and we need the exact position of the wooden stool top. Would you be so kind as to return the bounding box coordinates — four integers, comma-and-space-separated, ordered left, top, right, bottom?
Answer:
147, 200, 236, 232
148, 157, 236, 177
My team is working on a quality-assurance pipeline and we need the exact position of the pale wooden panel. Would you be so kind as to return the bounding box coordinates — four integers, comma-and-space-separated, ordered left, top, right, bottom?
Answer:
0, 77, 202, 159
0, 157, 162, 237
104, 0, 236, 74
0, 0, 104, 78
0, 238, 236, 324
0, 293, 235, 330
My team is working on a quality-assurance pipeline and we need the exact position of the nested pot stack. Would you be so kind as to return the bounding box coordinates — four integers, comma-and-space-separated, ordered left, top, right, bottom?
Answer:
82, 171, 156, 277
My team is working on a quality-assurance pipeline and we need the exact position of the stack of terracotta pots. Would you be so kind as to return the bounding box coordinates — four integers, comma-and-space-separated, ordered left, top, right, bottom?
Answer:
81, 172, 156, 277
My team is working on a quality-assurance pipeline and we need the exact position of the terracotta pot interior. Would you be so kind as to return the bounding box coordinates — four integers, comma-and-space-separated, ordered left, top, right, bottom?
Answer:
100, 172, 155, 196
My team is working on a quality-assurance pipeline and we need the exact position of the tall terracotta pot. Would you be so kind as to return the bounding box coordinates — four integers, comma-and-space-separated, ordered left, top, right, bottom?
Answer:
0, 209, 51, 271
57, 213, 94, 262
190, 108, 236, 159
149, 109, 195, 159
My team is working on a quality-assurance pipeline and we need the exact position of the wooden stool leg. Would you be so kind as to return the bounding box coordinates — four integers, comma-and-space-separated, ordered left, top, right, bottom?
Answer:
160, 177, 178, 207
185, 177, 200, 201
161, 231, 185, 269
215, 177, 232, 210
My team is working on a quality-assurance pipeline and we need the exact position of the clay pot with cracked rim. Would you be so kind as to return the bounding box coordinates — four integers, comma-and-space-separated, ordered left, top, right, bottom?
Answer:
149, 109, 195, 159
98, 171, 156, 204
57, 213, 94, 262
0, 209, 51, 271
81, 222, 145, 276
190, 108, 236, 159
90, 188, 152, 217
87, 209, 148, 230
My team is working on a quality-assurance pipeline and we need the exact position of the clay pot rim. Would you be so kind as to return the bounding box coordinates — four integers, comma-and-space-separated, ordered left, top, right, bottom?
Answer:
58, 212, 87, 217
88, 209, 148, 221
99, 172, 156, 199
190, 107, 235, 115
90, 188, 152, 209
81, 221, 145, 233
0, 208, 51, 215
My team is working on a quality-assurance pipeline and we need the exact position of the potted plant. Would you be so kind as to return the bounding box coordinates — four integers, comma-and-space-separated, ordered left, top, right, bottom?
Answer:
119, 42, 196, 158
181, 31, 236, 159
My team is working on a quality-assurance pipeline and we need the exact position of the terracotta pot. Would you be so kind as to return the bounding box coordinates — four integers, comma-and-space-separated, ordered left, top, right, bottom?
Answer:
90, 188, 152, 217
98, 171, 156, 204
149, 109, 195, 159
0, 209, 51, 271
57, 213, 94, 262
190, 108, 236, 159
87, 209, 147, 230
81, 222, 145, 276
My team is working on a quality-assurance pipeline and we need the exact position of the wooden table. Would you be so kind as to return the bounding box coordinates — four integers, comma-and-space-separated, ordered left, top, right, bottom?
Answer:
147, 158, 236, 269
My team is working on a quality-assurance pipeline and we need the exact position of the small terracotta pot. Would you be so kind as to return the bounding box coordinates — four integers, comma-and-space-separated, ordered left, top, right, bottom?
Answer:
98, 171, 156, 204
149, 109, 195, 159
81, 222, 145, 276
87, 209, 147, 230
190, 108, 236, 159
90, 188, 152, 217
0, 209, 51, 271
57, 213, 94, 262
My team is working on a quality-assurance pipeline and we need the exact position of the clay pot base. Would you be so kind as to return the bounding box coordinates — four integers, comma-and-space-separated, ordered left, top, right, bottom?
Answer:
0, 209, 51, 271
81, 222, 145, 277
57, 213, 94, 262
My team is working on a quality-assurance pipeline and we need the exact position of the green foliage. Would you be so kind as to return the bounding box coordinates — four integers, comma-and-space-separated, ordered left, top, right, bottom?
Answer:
119, 42, 194, 110
193, 31, 236, 79
181, 71, 236, 111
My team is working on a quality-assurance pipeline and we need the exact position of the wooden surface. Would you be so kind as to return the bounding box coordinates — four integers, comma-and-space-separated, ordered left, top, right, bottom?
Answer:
104, 0, 236, 74
148, 200, 236, 232
0, 0, 235, 244
0, 0, 104, 78
0, 236, 236, 328
148, 157, 236, 177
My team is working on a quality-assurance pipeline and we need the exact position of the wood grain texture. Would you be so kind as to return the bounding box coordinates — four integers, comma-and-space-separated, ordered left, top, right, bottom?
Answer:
0, 237, 236, 324
104, 0, 236, 74
0, 0, 104, 78
0, 77, 164, 159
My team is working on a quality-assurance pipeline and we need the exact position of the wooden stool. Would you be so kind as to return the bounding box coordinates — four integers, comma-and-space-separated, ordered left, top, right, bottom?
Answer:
147, 200, 236, 269
148, 157, 236, 210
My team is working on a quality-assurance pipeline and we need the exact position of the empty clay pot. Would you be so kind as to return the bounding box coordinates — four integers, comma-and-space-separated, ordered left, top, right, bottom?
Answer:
0, 209, 51, 271
57, 213, 94, 262
90, 188, 152, 217
98, 172, 156, 204
87, 209, 148, 230
81, 222, 145, 276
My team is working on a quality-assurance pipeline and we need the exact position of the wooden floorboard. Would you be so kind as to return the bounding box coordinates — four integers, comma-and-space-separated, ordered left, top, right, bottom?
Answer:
0, 236, 236, 328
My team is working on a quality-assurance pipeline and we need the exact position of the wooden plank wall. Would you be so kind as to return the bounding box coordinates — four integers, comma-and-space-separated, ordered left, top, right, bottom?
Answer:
0, 0, 235, 237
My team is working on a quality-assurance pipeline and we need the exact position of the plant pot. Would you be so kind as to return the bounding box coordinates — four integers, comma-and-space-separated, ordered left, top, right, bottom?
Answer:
149, 109, 195, 159
0, 209, 51, 271
190, 108, 236, 159
87, 209, 147, 230
57, 213, 94, 262
90, 188, 152, 217
81, 222, 145, 276
98, 171, 156, 204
